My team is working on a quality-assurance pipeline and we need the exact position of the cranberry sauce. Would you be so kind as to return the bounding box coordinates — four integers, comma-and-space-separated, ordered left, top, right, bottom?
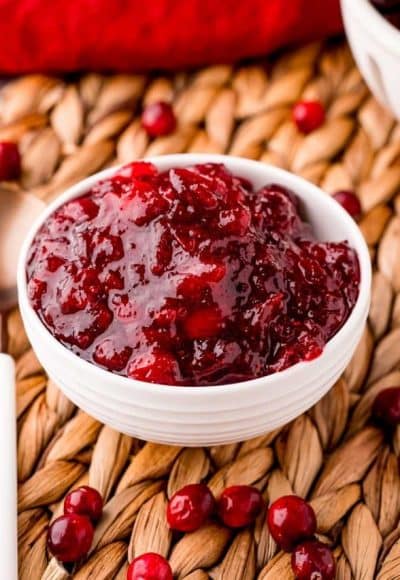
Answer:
26, 162, 360, 386
370, 0, 400, 28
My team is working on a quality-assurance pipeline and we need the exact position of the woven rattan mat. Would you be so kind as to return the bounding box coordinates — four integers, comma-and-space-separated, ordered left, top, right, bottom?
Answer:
6, 39, 400, 579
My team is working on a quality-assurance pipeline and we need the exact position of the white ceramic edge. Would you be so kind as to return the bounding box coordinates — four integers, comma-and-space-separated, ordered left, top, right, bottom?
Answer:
17, 154, 371, 444
341, 0, 400, 118
17, 154, 371, 396
342, 0, 400, 53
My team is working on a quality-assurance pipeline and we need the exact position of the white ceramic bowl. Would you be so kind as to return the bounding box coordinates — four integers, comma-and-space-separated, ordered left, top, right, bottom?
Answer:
17, 154, 371, 446
342, 0, 400, 118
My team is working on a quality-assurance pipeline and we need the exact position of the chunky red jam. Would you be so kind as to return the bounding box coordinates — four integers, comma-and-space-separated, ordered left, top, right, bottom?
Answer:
26, 162, 360, 386
371, 0, 400, 27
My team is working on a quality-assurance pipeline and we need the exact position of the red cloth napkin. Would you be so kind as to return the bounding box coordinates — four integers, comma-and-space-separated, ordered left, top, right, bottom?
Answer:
0, 0, 342, 73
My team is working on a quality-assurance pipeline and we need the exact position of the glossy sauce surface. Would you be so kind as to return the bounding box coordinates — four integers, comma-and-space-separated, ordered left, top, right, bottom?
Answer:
27, 162, 360, 386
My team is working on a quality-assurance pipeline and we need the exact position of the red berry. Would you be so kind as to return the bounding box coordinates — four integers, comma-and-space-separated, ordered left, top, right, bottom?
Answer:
45, 255, 65, 273
183, 306, 223, 340
332, 190, 362, 219
64, 197, 99, 222
64, 486, 103, 523
0, 141, 21, 180
141, 102, 177, 138
93, 338, 132, 371
218, 206, 251, 236
167, 483, 215, 532
104, 270, 124, 291
372, 387, 400, 426
128, 351, 180, 385
127, 553, 173, 580
47, 514, 94, 563
58, 282, 88, 314
291, 540, 336, 580
218, 485, 265, 528
267, 495, 316, 552
118, 161, 158, 179
293, 101, 325, 134
27, 277, 47, 308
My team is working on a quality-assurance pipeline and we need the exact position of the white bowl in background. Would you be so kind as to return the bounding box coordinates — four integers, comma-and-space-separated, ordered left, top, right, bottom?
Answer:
342, 0, 400, 119
17, 154, 371, 446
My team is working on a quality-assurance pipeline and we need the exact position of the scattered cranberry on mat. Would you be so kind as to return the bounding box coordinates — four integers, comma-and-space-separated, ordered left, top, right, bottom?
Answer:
64, 485, 104, 523
218, 485, 265, 528
332, 190, 362, 219
127, 553, 173, 580
47, 513, 94, 563
167, 483, 216, 532
291, 539, 336, 580
293, 100, 326, 134
267, 495, 316, 552
372, 387, 400, 427
141, 101, 177, 137
0, 141, 21, 181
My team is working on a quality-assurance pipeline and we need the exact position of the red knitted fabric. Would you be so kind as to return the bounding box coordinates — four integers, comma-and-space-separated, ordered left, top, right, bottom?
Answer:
0, 0, 342, 73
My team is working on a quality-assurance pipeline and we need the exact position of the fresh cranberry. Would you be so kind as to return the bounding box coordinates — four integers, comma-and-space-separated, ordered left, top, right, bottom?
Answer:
127, 553, 173, 580
47, 514, 94, 563
291, 540, 336, 580
372, 387, 400, 427
0, 141, 21, 180
267, 495, 316, 552
27, 162, 360, 386
64, 486, 103, 523
332, 191, 362, 219
167, 483, 215, 532
218, 485, 265, 528
141, 102, 176, 137
293, 101, 326, 134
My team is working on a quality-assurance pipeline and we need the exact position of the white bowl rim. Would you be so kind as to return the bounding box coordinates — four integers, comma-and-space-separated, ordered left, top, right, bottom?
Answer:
342, 0, 400, 52
17, 153, 372, 398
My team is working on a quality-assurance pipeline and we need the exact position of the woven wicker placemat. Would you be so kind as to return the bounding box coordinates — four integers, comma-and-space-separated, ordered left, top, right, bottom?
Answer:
4, 39, 400, 579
